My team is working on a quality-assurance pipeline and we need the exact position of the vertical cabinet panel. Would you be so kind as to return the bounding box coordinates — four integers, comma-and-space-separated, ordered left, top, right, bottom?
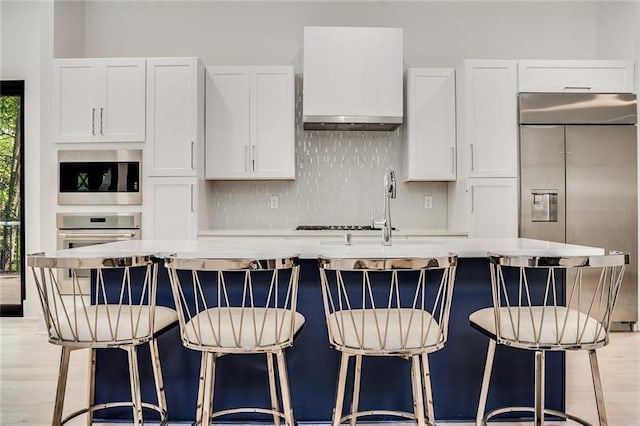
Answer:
253, 67, 295, 179
463, 60, 518, 178
145, 178, 196, 240
468, 178, 518, 238
403, 68, 456, 181
206, 68, 252, 179
53, 58, 146, 143
101, 60, 146, 141
146, 58, 202, 176
205, 65, 295, 180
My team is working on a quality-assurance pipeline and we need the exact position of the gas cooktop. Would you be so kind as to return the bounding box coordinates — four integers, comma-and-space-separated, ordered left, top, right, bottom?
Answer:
295, 225, 396, 231
295, 225, 375, 231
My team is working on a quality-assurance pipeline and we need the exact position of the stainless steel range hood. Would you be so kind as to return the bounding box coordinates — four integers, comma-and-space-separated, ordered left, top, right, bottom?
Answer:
303, 26, 404, 131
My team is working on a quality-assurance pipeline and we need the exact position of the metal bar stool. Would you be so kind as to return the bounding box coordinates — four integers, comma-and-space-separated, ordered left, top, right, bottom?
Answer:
318, 255, 458, 426
469, 252, 629, 426
164, 254, 304, 426
27, 253, 177, 425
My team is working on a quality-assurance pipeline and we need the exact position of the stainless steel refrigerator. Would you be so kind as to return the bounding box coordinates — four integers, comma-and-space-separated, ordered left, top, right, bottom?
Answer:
519, 92, 638, 326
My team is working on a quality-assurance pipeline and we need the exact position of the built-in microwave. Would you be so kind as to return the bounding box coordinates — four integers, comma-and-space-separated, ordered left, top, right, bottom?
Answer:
58, 150, 142, 205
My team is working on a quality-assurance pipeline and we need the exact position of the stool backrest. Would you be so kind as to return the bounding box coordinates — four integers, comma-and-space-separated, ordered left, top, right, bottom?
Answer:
28, 254, 159, 347
164, 256, 300, 352
487, 252, 628, 350
318, 255, 458, 354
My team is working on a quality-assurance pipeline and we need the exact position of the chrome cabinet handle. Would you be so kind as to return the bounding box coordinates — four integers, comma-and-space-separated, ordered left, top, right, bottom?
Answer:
470, 185, 475, 214
564, 86, 591, 91
190, 184, 194, 212
100, 107, 104, 135
251, 145, 256, 172
91, 108, 96, 136
58, 232, 135, 239
451, 146, 455, 173
191, 141, 195, 170
244, 145, 249, 172
469, 143, 475, 171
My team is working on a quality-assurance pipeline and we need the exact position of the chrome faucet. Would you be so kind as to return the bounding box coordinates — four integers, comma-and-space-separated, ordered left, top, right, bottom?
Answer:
372, 167, 396, 246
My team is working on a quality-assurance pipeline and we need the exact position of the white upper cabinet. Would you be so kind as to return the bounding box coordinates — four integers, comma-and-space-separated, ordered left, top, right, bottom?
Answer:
518, 60, 635, 93
53, 58, 146, 143
461, 60, 518, 178
468, 177, 519, 238
403, 68, 456, 181
146, 58, 204, 177
205, 66, 295, 180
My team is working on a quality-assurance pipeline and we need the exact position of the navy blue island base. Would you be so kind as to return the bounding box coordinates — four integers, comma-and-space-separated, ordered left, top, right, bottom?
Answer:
94, 257, 564, 423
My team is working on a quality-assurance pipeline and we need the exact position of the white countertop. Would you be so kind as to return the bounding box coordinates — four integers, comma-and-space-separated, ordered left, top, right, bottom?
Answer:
198, 228, 469, 238
41, 237, 605, 260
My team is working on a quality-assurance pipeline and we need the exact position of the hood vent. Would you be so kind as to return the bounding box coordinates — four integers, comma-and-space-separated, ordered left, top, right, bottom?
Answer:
303, 26, 404, 131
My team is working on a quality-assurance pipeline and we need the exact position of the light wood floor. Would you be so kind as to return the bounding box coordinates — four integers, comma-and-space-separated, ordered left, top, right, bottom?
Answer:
1, 318, 638, 425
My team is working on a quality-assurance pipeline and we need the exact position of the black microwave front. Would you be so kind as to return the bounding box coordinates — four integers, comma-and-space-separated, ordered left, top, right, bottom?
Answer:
58, 150, 142, 205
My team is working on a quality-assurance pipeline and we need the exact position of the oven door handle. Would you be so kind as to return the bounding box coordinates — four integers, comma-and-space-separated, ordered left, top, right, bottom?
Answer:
58, 232, 137, 239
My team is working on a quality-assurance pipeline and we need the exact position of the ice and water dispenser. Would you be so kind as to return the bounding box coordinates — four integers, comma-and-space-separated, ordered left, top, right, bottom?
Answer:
530, 189, 558, 222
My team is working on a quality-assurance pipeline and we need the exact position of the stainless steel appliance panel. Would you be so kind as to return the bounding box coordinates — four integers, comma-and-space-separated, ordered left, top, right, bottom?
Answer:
519, 93, 638, 324
519, 125, 566, 243
565, 125, 637, 322
519, 93, 637, 125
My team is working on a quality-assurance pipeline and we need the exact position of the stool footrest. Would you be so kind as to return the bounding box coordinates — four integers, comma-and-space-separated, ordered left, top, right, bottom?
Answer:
211, 407, 289, 420
60, 401, 168, 425
340, 409, 435, 426
484, 406, 594, 426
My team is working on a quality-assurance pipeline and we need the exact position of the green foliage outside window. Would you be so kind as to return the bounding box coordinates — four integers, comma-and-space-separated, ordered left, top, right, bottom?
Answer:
0, 95, 21, 272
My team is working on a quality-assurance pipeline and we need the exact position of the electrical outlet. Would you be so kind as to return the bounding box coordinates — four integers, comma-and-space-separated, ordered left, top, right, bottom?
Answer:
423, 195, 433, 209
270, 195, 279, 209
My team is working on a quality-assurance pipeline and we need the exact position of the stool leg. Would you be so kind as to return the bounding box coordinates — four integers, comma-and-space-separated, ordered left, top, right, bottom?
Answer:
86, 348, 96, 426
589, 349, 608, 426
267, 352, 281, 426
349, 355, 362, 426
534, 350, 545, 426
126, 346, 143, 425
421, 354, 434, 425
52, 346, 72, 426
333, 352, 350, 426
149, 339, 167, 420
197, 352, 216, 426
476, 339, 496, 426
275, 350, 294, 426
411, 355, 426, 426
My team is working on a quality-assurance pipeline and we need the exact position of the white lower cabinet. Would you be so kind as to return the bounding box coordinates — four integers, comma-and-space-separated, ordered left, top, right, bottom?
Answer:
468, 178, 518, 238
144, 178, 198, 240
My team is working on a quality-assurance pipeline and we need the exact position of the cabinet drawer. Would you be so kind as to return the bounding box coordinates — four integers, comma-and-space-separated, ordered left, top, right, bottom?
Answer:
518, 60, 635, 93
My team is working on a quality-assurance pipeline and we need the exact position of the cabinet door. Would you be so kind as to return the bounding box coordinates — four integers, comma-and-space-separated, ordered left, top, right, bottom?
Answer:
252, 67, 295, 179
468, 178, 518, 238
99, 59, 146, 142
146, 58, 202, 176
518, 60, 635, 93
404, 68, 456, 181
145, 178, 197, 240
53, 60, 98, 142
464, 60, 518, 178
205, 67, 251, 179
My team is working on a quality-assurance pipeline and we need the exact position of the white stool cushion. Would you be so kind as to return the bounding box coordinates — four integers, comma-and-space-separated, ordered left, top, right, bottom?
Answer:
50, 305, 177, 343
328, 308, 443, 352
469, 306, 607, 346
183, 307, 305, 349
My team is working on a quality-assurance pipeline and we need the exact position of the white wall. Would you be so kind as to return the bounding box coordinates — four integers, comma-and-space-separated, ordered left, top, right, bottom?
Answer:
1, 0, 54, 318
81, 1, 600, 67
53, 0, 85, 58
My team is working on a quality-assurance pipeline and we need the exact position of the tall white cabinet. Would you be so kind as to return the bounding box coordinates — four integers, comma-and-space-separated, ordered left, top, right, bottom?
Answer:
143, 58, 205, 240
53, 58, 146, 143
451, 60, 519, 238
403, 68, 456, 181
205, 66, 295, 180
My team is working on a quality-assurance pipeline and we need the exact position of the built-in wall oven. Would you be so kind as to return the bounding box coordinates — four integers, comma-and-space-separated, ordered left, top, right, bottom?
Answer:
56, 213, 141, 294
58, 150, 142, 205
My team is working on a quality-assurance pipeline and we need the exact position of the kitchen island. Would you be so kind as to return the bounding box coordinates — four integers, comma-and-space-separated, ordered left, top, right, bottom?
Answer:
53, 237, 603, 423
